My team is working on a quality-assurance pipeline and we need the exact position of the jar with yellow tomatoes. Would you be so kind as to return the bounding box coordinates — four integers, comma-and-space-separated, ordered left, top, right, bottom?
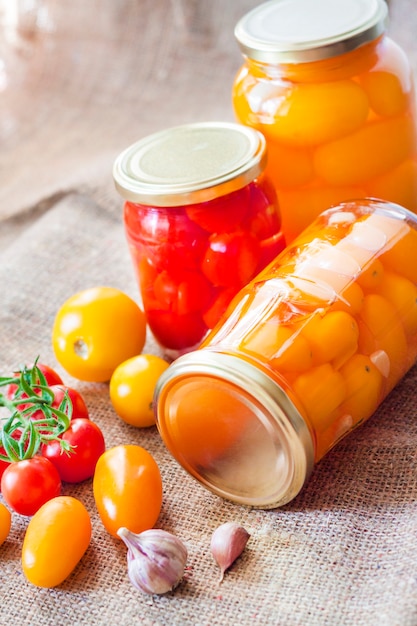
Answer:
232, 0, 417, 242
155, 198, 417, 508
113, 122, 285, 358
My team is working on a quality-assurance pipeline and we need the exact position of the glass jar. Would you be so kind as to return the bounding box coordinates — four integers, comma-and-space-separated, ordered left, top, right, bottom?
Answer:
155, 198, 417, 508
232, 0, 417, 242
113, 122, 285, 358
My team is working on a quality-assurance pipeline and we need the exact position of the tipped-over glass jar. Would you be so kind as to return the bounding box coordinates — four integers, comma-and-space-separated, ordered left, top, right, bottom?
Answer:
232, 0, 417, 242
113, 122, 285, 359
155, 198, 417, 508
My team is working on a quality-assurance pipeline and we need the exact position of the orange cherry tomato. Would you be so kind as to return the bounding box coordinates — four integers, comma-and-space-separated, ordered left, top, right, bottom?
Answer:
0, 502, 11, 546
93, 445, 163, 538
52, 287, 147, 382
109, 354, 170, 427
21, 496, 91, 588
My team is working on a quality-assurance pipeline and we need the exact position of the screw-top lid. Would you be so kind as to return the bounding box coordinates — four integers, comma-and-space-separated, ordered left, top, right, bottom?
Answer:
113, 122, 267, 207
155, 351, 314, 509
235, 0, 388, 64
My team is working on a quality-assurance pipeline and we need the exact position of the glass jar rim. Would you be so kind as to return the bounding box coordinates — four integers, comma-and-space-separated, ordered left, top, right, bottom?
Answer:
234, 0, 388, 64
113, 121, 267, 207
155, 351, 314, 508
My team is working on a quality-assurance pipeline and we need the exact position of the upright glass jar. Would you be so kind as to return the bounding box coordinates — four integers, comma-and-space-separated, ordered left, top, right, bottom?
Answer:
155, 198, 417, 508
232, 0, 417, 242
113, 122, 285, 358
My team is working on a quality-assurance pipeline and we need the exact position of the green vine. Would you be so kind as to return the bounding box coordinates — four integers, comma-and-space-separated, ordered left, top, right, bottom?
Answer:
0, 359, 73, 462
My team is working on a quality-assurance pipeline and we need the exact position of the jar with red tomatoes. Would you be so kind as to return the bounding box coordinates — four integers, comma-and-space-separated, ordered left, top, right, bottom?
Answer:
232, 0, 417, 242
155, 199, 417, 508
113, 122, 285, 358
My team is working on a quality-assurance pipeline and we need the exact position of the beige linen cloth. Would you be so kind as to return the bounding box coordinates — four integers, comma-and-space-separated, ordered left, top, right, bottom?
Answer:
1, 2, 417, 625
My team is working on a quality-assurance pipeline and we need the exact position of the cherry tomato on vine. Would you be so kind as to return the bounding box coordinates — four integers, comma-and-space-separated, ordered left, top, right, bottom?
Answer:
49, 385, 90, 420
52, 287, 147, 382
0, 502, 11, 545
109, 354, 169, 427
41, 418, 105, 483
5, 362, 63, 400
93, 444, 163, 538
1, 457, 61, 516
0, 453, 11, 487
22, 496, 91, 588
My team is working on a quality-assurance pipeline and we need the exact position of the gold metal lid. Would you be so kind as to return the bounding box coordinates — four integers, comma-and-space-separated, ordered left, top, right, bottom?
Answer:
154, 351, 314, 509
235, 0, 388, 64
113, 122, 267, 207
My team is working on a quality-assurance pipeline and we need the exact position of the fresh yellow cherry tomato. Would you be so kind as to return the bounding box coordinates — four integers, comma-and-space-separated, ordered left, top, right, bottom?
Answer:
21, 496, 91, 588
93, 445, 163, 538
0, 502, 11, 546
52, 286, 146, 382
109, 354, 169, 427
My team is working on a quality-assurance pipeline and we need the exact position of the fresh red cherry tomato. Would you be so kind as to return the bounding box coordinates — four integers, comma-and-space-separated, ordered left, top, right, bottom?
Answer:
41, 419, 105, 483
48, 385, 90, 420
6, 362, 63, 400
0, 453, 10, 487
201, 231, 261, 288
1, 457, 61, 516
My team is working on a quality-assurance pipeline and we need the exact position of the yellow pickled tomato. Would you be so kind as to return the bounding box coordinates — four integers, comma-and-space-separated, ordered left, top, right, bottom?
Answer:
360, 38, 413, 118
356, 258, 385, 291
292, 363, 346, 431
277, 185, 367, 242
361, 71, 410, 118
240, 315, 313, 373
265, 80, 369, 147
300, 310, 359, 368
358, 293, 408, 391
368, 159, 417, 214
268, 325, 313, 373
314, 115, 417, 186
375, 271, 417, 336
265, 142, 314, 188
161, 381, 249, 469
339, 354, 384, 425
331, 281, 365, 315
315, 412, 354, 461
379, 225, 417, 284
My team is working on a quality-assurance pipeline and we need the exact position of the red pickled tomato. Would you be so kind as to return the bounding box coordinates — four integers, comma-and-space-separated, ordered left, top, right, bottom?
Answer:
258, 231, 287, 270
202, 231, 261, 288
242, 180, 282, 240
146, 309, 207, 351
153, 270, 212, 315
202, 287, 236, 329
185, 186, 250, 233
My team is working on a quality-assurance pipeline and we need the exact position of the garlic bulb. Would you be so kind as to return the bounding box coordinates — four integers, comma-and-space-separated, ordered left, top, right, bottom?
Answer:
210, 521, 250, 582
117, 527, 188, 595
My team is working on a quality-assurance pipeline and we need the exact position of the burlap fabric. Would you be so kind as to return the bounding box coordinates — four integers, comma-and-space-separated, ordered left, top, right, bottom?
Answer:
1, 2, 417, 625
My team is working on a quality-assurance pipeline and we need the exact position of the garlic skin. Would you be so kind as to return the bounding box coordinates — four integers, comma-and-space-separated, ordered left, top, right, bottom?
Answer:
117, 527, 188, 595
210, 521, 250, 582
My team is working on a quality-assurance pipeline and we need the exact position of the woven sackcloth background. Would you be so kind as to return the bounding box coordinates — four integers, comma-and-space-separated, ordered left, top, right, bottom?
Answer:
1, 1, 417, 625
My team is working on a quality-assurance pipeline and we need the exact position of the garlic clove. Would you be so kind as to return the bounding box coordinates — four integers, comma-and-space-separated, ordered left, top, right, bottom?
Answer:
210, 521, 250, 583
117, 527, 188, 595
